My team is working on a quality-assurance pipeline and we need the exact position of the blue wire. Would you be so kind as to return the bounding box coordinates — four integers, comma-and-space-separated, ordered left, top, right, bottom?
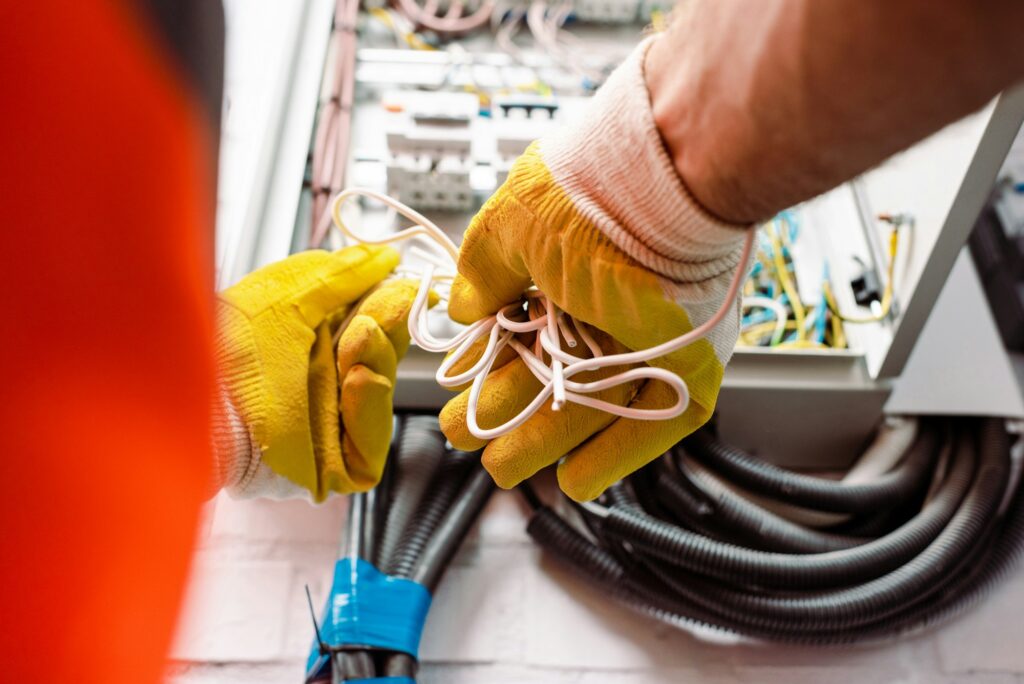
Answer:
816, 268, 828, 344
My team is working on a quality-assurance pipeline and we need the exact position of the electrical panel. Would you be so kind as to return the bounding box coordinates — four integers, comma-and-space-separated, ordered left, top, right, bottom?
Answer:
221, 1, 1024, 465
383, 91, 477, 210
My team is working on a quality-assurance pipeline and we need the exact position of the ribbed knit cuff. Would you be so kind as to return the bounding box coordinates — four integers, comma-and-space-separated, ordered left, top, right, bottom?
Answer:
210, 301, 266, 496
539, 37, 750, 283
210, 383, 255, 493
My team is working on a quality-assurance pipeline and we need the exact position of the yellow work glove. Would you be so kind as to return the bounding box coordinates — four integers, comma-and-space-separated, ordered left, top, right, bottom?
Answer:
440, 39, 752, 502
211, 245, 429, 500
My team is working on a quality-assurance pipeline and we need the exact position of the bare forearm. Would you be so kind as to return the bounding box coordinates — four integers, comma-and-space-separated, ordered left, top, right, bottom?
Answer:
646, 0, 1024, 224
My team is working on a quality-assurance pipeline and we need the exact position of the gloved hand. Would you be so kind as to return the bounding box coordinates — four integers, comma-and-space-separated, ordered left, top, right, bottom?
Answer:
212, 245, 431, 500
439, 39, 752, 502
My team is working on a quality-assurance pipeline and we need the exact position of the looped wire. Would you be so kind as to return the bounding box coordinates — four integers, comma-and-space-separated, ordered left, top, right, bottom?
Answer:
330, 188, 755, 440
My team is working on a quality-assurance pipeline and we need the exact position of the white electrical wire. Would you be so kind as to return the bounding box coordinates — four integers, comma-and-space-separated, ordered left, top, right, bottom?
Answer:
741, 296, 787, 346
331, 188, 755, 440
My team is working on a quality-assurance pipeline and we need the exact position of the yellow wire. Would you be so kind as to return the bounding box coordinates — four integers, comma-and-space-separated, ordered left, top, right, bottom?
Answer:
368, 8, 435, 51
829, 305, 847, 349
768, 221, 806, 342
825, 227, 900, 324
739, 320, 798, 346
650, 9, 667, 32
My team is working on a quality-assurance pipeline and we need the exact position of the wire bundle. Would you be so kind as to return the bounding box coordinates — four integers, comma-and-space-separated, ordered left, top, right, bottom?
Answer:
310, 0, 362, 247
523, 416, 1024, 643
306, 415, 495, 683
392, 0, 496, 35
741, 212, 847, 350
741, 211, 908, 350
523, 0, 610, 88
329, 187, 756, 441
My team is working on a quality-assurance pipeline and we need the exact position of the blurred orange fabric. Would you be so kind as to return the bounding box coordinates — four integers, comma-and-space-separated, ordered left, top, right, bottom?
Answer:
0, 1, 216, 682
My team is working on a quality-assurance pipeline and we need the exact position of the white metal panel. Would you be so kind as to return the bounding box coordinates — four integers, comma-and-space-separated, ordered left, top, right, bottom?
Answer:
869, 86, 1024, 377
252, 0, 337, 270
215, 0, 334, 287
216, 0, 309, 287
885, 249, 1024, 417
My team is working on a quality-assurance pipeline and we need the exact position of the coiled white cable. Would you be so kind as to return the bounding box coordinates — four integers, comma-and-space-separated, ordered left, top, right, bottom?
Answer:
331, 188, 755, 440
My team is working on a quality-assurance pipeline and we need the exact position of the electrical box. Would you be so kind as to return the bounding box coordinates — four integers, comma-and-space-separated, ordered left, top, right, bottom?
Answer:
221, 16, 1024, 469
716, 91, 1024, 466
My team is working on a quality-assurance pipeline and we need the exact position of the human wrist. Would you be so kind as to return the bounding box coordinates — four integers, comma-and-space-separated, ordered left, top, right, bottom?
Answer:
647, 6, 790, 224
645, 27, 759, 224
535, 38, 749, 284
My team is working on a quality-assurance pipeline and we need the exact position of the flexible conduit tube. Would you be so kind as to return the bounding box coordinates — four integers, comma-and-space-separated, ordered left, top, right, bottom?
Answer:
413, 468, 496, 591
376, 415, 447, 568
661, 458, 872, 553
601, 430, 967, 590
635, 420, 1012, 638
526, 501, 735, 634
714, 418, 921, 530
386, 450, 479, 578
824, 433, 955, 540
666, 425, 937, 552
683, 425, 938, 514
524, 418, 1024, 643
332, 441, 489, 682
844, 419, 1022, 639
639, 434, 998, 632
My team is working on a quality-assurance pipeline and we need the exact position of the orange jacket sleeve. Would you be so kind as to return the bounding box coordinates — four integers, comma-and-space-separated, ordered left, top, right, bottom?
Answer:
0, 1, 223, 681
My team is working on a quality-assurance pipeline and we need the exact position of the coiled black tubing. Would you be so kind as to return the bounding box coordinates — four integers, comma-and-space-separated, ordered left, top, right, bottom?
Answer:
524, 417, 1024, 643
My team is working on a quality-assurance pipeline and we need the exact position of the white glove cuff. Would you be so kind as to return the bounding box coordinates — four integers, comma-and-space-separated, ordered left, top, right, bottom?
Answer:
210, 386, 311, 500
210, 385, 258, 493
539, 37, 750, 283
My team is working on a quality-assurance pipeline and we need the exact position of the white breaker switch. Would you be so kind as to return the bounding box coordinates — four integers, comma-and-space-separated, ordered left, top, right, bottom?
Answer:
383, 91, 478, 211
493, 95, 559, 187
387, 154, 473, 211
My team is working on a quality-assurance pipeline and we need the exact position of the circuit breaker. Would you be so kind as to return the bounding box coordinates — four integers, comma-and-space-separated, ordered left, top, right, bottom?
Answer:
383, 91, 478, 210
492, 94, 559, 186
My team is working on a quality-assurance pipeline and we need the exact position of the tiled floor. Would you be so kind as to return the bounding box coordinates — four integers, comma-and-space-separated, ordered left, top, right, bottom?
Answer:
169, 476, 1024, 684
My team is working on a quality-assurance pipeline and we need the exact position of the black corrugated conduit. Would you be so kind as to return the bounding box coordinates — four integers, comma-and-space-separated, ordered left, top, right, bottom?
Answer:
522, 417, 1024, 643
374, 415, 447, 569
307, 414, 494, 683
385, 447, 479, 578
683, 426, 939, 514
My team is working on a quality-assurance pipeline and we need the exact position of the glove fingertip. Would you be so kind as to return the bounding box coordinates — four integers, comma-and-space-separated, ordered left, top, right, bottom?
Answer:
339, 366, 394, 488
555, 461, 610, 503
439, 398, 488, 452
480, 443, 534, 491
448, 274, 503, 325
334, 243, 400, 267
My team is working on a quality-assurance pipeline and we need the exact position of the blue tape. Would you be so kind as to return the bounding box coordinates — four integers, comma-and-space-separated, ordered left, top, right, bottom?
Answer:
306, 558, 432, 673
361, 679, 416, 683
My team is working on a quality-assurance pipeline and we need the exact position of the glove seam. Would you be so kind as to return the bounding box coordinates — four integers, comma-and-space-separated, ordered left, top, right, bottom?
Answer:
501, 188, 744, 287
